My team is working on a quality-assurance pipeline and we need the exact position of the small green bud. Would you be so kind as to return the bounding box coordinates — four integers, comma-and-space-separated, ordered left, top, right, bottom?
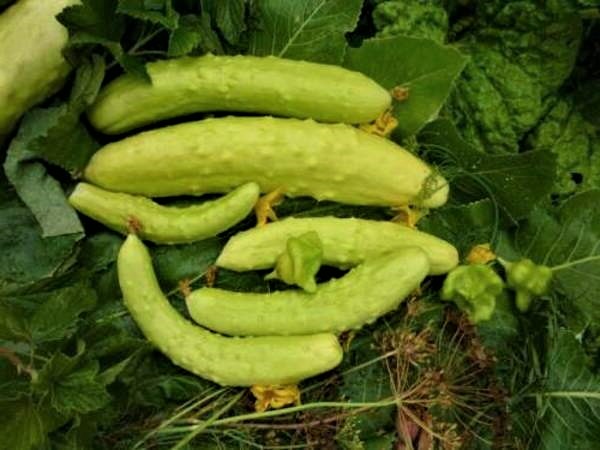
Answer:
502, 258, 552, 312
265, 231, 323, 293
441, 264, 504, 323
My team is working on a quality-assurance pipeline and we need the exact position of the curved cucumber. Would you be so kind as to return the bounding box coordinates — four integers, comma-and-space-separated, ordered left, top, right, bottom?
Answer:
69, 182, 259, 244
84, 117, 449, 208
118, 234, 343, 386
186, 248, 429, 336
0, 0, 79, 144
217, 217, 458, 275
87, 54, 391, 134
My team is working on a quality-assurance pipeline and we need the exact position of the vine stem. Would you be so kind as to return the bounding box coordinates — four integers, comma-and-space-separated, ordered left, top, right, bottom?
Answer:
158, 398, 403, 436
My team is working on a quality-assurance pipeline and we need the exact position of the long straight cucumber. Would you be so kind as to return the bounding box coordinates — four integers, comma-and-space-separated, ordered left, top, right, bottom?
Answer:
69, 182, 259, 244
87, 54, 391, 134
186, 248, 429, 336
84, 117, 449, 208
118, 234, 343, 386
217, 217, 458, 275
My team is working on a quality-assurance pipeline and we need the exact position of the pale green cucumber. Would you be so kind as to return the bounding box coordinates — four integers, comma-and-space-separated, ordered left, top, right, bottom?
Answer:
69, 182, 259, 244
217, 217, 458, 275
118, 234, 343, 387
186, 248, 429, 336
0, 0, 79, 144
83, 117, 449, 208
87, 54, 391, 134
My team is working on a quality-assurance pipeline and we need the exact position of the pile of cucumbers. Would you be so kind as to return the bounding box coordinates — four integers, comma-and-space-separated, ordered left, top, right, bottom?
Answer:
71, 54, 459, 387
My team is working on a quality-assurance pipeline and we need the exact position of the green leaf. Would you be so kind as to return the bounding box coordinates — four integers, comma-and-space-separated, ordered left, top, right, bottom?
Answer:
203, 0, 247, 44
476, 292, 520, 353
3, 110, 85, 237
168, 13, 223, 56
35, 351, 111, 415
0, 361, 30, 402
515, 190, 600, 331
77, 232, 123, 272
248, 0, 363, 64
151, 238, 222, 292
419, 199, 497, 259
0, 399, 49, 450
373, 0, 448, 42
58, 0, 124, 41
117, 0, 179, 29
445, 3, 582, 154
58, 0, 151, 79
68, 55, 107, 113
0, 303, 27, 341
527, 94, 600, 197
575, 80, 600, 127
344, 36, 467, 138
340, 332, 394, 439
276, 198, 391, 221
364, 434, 396, 450
419, 119, 557, 221
27, 282, 97, 344
2, 57, 104, 237
536, 329, 600, 449
0, 188, 81, 295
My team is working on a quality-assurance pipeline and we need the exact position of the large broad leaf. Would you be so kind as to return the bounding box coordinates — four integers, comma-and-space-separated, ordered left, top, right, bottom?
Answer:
344, 37, 467, 138
0, 187, 81, 296
419, 119, 556, 221
515, 190, 600, 330
248, 0, 363, 64
535, 329, 600, 450
0, 400, 49, 450
35, 350, 111, 416
3, 110, 86, 237
3, 57, 104, 237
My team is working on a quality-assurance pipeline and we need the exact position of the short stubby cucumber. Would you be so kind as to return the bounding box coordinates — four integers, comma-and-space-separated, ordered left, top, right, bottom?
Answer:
87, 54, 392, 134
83, 117, 449, 208
69, 182, 259, 244
0, 0, 79, 144
118, 234, 343, 387
217, 217, 458, 275
186, 248, 430, 336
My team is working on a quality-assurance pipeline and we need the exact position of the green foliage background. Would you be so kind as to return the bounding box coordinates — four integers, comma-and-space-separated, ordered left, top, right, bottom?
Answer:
1, 0, 599, 449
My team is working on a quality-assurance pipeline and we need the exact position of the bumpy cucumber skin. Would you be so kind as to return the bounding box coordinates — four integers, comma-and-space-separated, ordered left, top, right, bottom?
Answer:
217, 217, 458, 275
0, 0, 78, 144
186, 248, 429, 336
118, 234, 343, 387
69, 182, 259, 244
84, 117, 449, 208
87, 54, 392, 134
